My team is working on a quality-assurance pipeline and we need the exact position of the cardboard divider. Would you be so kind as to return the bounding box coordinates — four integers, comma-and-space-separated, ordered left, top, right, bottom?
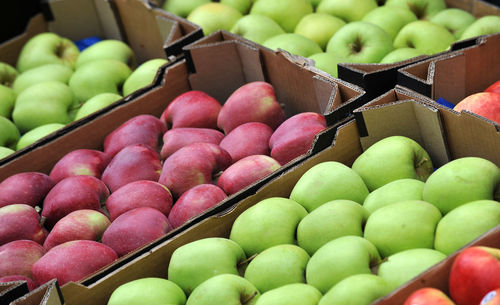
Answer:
11, 280, 63, 305
0, 281, 30, 305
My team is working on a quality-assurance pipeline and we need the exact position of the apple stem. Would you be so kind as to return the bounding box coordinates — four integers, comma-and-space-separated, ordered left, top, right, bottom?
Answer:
241, 290, 258, 304
40, 216, 47, 226
238, 253, 257, 267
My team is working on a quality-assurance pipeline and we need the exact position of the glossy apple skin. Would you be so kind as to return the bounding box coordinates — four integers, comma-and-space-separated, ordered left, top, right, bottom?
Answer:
219, 122, 273, 162
449, 246, 500, 305
168, 184, 227, 229
403, 287, 456, 305
0, 172, 55, 208
453, 92, 500, 125
103, 114, 166, 158
160, 127, 224, 160
160, 91, 222, 129
0, 275, 36, 291
485, 80, 500, 94
49, 149, 110, 183
481, 289, 500, 305
0, 204, 45, 245
0, 240, 45, 280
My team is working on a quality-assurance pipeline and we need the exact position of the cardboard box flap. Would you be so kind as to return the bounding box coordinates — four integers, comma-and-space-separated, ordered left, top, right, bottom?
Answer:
11, 280, 63, 305
0, 281, 30, 305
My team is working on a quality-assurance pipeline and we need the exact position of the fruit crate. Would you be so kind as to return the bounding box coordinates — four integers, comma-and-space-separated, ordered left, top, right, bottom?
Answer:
5, 280, 61, 305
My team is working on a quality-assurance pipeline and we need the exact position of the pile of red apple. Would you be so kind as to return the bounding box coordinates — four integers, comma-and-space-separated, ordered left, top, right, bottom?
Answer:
453, 79, 500, 125
0, 80, 327, 289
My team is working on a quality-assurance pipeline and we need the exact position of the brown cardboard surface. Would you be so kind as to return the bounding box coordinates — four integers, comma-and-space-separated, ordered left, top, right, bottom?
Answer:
0, 281, 30, 305
11, 280, 63, 305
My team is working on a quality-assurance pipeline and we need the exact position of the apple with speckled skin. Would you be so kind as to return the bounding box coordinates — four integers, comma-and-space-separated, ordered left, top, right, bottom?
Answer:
107, 277, 186, 305
0, 172, 54, 208
453, 92, 500, 125
219, 122, 273, 162
0, 204, 46, 245
49, 149, 110, 183
403, 287, 456, 305
161, 127, 225, 160
0, 240, 45, 280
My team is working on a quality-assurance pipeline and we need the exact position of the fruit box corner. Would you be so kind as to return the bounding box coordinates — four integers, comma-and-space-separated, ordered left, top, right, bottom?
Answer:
9, 280, 63, 305
0, 280, 30, 305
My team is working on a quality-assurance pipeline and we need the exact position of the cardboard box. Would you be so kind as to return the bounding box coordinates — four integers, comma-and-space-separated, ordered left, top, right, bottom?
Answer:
0, 281, 30, 305
10, 280, 63, 305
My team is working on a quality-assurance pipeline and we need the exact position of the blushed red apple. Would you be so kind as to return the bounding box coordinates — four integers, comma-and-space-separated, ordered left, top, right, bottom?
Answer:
49, 149, 110, 183
403, 287, 456, 305
0, 204, 45, 245
481, 289, 500, 305
485, 80, 500, 94
0, 275, 36, 291
0, 172, 55, 208
0, 240, 45, 280
160, 127, 224, 159
219, 122, 273, 162
453, 92, 500, 125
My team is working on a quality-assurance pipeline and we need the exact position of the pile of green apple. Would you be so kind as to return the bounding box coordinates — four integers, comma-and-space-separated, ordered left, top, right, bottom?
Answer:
0, 32, 168, 159
105, 135, 500, 305
162, 0, 500, 77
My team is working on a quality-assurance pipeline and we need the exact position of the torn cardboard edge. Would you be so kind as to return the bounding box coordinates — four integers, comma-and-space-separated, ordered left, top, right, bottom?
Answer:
11, 280, 63, 305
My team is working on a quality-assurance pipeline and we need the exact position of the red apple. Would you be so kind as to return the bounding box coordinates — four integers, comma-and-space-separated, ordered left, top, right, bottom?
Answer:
49, 149, 111, 183
217, 81, 285, 134
0, 240, 45, 280
105, 180, 173, 221
168, 184, 227, 229
0, 172, 55, 208
481, 289, 500, 305
449, 246, 500, 305
0, 204, 45, 245
453, 92, 500, 125
485, 80, 500, 94
217, 155, 281, 195
103, 114, 167, 158
32, 240, 118, 286
404, 287, 455, 305
219, 122, 273, 162
160, 127, 224, 159
160, 90, 222, 129
101, 144, 162, 192
0, 275, 36, 291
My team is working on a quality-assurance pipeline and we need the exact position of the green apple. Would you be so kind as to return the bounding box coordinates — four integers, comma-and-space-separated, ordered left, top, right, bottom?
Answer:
311, 0, 323, 7
317, 0, 378, 23
363, 178, 425, 213
0, 147, 15, 159
294, 13, 346, 50
74, 93, 122, 121
351, 136, 433, 191
13, 64, 73, 95
187, 3, 243, 36
16, 32, 79, 73
430, 8, 476, 39
13, 81, 74, 132
168, 237, 246, 295
231, 15, 285, 45
262, 33, 322, 57
250, 0, 313, 33
290, 161, 369, 212
422, 157, 500, 214
434, 200, 500, 255
308, 52, 352, 78
162, 0, 211, 18
460, 15, 500, 41
0, 62, 18, 87
326, 21, 393, 63
229, 197, 307, 256
362, 6, 418, 41
363, 200, 442, 257
220, 0, 252, 14
394, 20, 456, 55
306, 236, 381, 294
122, 58, 168, 96
0, 116, 20, 149
318, 274, 392, 305
76, 40, 137, 69
255, 283, 322, 305
107, 277, 186, 305
384, 0, 446, 20
379, 47, 424, 64
377, 248, 447, 290
16, 123, 65, 150
244, 244, 309, 293
297, 200, 369, 255
186, 274, 260, 305
0, 62, 18, 118
69, 59, 132, 104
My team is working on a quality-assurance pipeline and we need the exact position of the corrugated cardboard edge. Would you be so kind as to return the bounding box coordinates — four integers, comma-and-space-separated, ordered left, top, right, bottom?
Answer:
0, 281, 29, 305
10, 280, 62, 305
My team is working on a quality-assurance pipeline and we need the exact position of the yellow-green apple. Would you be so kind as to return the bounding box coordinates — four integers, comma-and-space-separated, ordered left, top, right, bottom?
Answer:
0, 204, 46, 245
101, 207, 171, 257
255, 283, 322, 305
43, 209, 110, 250
250, 0, 313, 33
41, 175, 110, 228
74, 93, 122, 120
460, 16, 500, 40
168, 184, 227, 229
230, 15, 285, 45
308, 52, 352, 78
379, 47, 425, 64
0, 172, 55, 208
318, 274, 392, 305
351, 136, 433, 191
161, 90, 222, 129
316, 0, 378, 22
158, 143, 232, 198
326, 21, 393, 63
403, 287, 456, 305
32, 240, 117, 286
76, 40, 136, 69
161, 127, 225, 160
0, 117, 19, 149
107, 277, 186, 305
217, 155, 281, 195
0, 240, 45, 280
12, 64, 73, 95
306, 235, 381, 293
486, 80, 500, 94
49, 149, 110, 183
423, 157, 500, 214
16, 123, 65, 150
430, 8, 476, 39
384, 0, 446, 20
168, 237, 246, 294
362, 6, 417, 41
377, 248, 447, 290
0, 275, 36, 291
105, 180, 173, 221
186, 274, 260, 305
244, 244, 310, 293
297, 200, 369, 255
362, 178, 425, 213
294, 13, 346, 50
0, 147, 14, 159
363, 200, 442, 257
187, 3, 243, 35
122, 58, 168, 96
0, 62, 17, 118
481, 289, 500, 305
434, 200, 500, 255
219, 122, 273, 162
16, 32, 79, 73
101, 144, 162, 192
217, 81, 285, 134
394, 21, 456, 55
453, 92, 500, 125
220, 0, 252, 14
229, 197, 307, 256
289, 161, 369, 212
269, 112, 327, 165
262, 33, 322, 57
162, 0, 210, 18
